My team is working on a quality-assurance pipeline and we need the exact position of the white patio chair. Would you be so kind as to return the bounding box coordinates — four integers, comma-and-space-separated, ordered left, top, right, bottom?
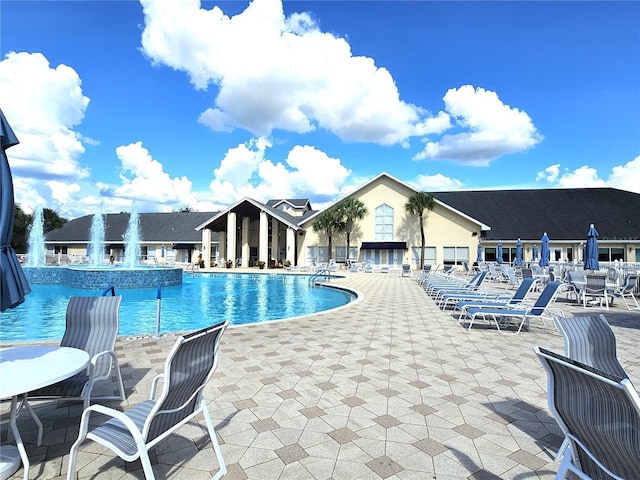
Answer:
552, 314, 632, 462
610, 273, 639, 310
534, 346, 640, 479
28, 295, 125, 409
67, 321, 229, 480
582, 274, 609, 310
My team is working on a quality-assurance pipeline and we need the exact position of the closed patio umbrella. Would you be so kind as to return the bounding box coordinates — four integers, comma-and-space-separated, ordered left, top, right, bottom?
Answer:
515, 238, 523, 266
532, 244, 538, 261
476, 242, 482, 262
0, 109, 31, 311
497, 240, 503, 264
584, 224, 599, 271
539, 233, 550, 267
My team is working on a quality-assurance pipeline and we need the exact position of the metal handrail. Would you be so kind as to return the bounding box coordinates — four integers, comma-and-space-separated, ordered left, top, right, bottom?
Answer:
101, 285, 116, 296
309, 269, 331, 287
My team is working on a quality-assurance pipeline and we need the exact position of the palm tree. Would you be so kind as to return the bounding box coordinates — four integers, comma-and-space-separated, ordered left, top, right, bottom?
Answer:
311, 208, 341, 261
336, 198, 368, 263
404, 192, 435, 269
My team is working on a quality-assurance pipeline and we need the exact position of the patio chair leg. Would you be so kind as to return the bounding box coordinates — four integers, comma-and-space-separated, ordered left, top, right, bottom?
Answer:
201, 402, 227, 480
138, 446, 156, 480
555, 437, 569, 462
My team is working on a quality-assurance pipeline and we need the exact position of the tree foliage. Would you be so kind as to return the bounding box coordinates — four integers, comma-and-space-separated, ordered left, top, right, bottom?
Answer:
311, 208, 342, 260
11, 205, 68, 253
335, 197, 368, 262
404, 192, 435, 269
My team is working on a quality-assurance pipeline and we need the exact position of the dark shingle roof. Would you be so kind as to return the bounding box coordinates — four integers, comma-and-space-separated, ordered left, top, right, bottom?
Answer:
432, 188, 640, 241
46, 212, 218, 243
265, 198, 311, 209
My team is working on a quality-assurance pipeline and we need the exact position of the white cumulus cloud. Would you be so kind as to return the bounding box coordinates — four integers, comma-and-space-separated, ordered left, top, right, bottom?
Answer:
414, 85, 542, 166
209, 137, 350, 205
99, 142, 198, 211
536, 164, 560, 183
413, 173, 464, 191
0, 51, 90, 185
139, 0, 448, 145
536, 155, 640, 193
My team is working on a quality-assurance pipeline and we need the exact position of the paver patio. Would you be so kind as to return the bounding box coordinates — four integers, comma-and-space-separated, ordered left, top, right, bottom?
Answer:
2, 269, 639, 479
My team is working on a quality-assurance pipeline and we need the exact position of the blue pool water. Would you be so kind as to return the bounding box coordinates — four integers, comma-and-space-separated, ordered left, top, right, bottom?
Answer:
0, 273, 354, 343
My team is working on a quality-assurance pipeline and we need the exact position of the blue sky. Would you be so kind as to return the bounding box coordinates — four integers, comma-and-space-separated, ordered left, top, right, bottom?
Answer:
1, 0, 639, 218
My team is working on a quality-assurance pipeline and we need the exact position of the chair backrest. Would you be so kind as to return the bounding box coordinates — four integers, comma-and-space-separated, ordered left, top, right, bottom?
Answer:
553, 314, 628, 379
144, 321, 229, 442
61, 296, 122, 378
534, 346, 640, 479
510, 277, 536, 303
566, 270, 584, 284
606, 267, 619, 284
585, 274, 606, 293
470, 270, 487, 288
521, 268, 533, 279
502, 265, 517, 283
530, 281, 561, 316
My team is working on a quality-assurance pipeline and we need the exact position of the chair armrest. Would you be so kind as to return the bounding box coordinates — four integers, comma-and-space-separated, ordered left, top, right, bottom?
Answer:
87, 350, 121, 381
150, 374, 165, 399
80, 404, 145, 443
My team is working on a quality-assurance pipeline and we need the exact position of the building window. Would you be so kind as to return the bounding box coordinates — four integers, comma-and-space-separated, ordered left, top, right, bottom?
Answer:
411, 247, 436, 268
484, 247, 496, 262
598, 247, 625, 262
566, 247, 573, 262
375, 204, 393, 241
335, 246, 358, 263
307, 246, 329, 263
444, 246, 469, 266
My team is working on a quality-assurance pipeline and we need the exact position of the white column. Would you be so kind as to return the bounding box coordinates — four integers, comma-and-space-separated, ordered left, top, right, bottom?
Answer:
286, 227, 296, 265
271, 217, 279, 264
201, 228, 212, 266
219, 231, 226, 263
226, 212, 236, 268
241, 217, 250, 267
259, 211, 269, 263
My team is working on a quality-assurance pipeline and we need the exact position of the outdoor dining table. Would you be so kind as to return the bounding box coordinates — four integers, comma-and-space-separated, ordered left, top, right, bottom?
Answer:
570, 280, 619, 307
0, 346, 90, 480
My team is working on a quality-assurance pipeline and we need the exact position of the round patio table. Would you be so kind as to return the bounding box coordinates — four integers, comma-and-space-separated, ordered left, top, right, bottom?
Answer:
0, 346, 89, 480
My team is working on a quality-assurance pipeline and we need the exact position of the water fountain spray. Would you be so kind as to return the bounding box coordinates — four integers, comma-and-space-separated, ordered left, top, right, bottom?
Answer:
123, 201, 141, 268
27, 205, 45, 266
88, 206, 105, 267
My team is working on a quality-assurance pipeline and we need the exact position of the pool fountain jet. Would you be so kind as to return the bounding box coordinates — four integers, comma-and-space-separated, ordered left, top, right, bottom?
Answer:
23, 202, 183, 289
27, 205, 45, 266
123, 202, 141, 268
88, 208, 105, 267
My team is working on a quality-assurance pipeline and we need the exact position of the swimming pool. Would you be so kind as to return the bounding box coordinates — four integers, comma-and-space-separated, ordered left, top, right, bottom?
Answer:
0, 273, 355, 343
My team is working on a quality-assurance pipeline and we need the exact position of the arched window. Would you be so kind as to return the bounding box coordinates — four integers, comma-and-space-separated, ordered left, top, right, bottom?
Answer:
375, 204, 393, 241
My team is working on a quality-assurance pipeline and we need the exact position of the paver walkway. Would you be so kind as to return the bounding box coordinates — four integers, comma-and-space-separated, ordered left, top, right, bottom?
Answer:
2, 270, 639, 479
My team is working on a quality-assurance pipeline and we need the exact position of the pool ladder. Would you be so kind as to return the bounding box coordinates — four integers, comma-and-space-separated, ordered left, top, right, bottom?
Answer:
309, 269, 331, 287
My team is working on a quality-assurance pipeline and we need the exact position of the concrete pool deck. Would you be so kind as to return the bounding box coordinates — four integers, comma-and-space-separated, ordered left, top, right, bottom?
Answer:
2, 269, 639, 479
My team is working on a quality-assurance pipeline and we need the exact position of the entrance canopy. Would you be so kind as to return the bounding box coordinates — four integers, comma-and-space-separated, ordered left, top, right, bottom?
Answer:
360, 242, 407, 250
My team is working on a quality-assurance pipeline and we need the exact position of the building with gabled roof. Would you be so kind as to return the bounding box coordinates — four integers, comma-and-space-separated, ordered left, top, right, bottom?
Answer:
45, 212, 218, 265
196, 172, 640, 268
44, 172, 640, 268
